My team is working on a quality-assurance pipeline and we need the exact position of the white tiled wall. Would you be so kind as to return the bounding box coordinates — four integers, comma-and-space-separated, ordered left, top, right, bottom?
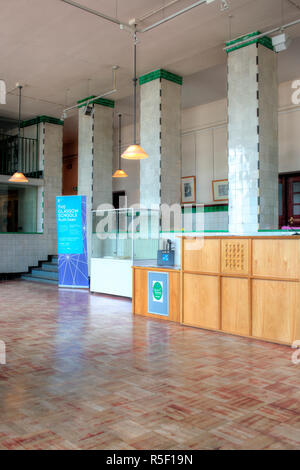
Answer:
204, 210, 228, 231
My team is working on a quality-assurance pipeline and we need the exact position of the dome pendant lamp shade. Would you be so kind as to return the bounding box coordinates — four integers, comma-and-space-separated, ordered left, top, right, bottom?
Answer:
9, 172, 28, 183
9, 84, 28, 184
121, 144, 148, 160
121, 32, 148, 161
112, 169, 128, 178
113, 113, 128, 178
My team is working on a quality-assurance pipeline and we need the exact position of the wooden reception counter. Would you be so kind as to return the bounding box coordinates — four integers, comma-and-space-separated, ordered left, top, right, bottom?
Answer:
133, 236, 300, 345
132, 266, 181, 323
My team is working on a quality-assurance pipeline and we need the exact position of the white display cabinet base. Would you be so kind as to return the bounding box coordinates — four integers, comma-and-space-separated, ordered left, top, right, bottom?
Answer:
90, 258, 132, 298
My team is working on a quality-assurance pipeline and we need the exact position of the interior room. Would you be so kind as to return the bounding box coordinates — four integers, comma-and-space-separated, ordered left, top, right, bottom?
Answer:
1, 0, 300, 452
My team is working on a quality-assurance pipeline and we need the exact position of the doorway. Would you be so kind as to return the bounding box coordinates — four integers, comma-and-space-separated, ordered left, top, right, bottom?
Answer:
62, 155, 78, 195
113, 190, 126, 210
62, 115, 78, 196
279, 173, 300, 227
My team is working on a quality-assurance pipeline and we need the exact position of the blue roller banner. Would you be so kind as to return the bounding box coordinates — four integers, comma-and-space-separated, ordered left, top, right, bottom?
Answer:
148, 271, 169, 317
56, 195, 89, 288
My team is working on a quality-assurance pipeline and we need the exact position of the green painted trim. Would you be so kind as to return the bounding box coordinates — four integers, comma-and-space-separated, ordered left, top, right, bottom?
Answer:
258, 229, 298, 232
21, 115, 64, 128
161, 230, 229, 234
181, 205, 228, 213
0, 232, 44, 235
139, 69, 183, 86
225, 31, 274, 53
77, 95, 115, 109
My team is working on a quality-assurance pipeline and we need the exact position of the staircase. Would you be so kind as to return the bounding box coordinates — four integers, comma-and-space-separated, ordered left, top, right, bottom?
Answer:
21, 256, 58, 285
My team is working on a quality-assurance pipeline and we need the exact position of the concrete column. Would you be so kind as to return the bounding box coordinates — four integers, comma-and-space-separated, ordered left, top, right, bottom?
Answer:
22, 117, 63, 248
139, 70, 182, 209
78, 97, 114, 260
227, 35, 278, 233
43, 122, 64, 251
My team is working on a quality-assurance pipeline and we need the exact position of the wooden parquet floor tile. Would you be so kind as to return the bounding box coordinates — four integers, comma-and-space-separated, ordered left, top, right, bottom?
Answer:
0, 280, 299, 450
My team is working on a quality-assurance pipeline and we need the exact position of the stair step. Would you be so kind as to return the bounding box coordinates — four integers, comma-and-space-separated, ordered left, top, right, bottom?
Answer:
42, 263, 58, 272
31, 269, 58, 281
21, 275, 58, 286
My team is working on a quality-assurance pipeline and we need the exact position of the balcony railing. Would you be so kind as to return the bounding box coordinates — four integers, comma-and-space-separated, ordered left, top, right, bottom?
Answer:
0, 133, 42, 179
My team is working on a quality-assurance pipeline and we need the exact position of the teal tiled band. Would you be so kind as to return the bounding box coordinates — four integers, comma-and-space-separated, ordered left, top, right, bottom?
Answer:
181, 205, 228, 213
77, 95, 115, 109
21, 116, 64, 128
225, 31, 274, 53
139, 69, 183, 86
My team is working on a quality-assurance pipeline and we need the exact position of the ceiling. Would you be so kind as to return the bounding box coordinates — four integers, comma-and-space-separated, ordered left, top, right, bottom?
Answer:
1, 0, 300, 136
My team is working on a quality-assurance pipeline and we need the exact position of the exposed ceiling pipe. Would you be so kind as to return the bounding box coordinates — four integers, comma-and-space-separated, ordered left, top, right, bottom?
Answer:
61, 0, 209, 33
139, 0, 207, 33
61, 66, 119, 119
60, 0, 126, 26
224, 17, 300, 50
62, 89, 116, 117
138, 0, 183, 22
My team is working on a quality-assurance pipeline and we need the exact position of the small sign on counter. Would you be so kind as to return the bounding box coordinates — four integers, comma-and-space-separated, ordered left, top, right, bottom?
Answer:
148, 271, 169, 317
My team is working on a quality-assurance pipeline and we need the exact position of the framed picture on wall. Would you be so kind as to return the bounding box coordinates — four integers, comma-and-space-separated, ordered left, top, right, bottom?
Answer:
181, 176, 196, 204
212, 179, 229, 202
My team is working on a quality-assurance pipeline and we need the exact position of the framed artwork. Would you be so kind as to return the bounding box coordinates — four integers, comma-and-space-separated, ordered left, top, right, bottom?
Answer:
212, 179, 229, 202
181, 176, 196, 204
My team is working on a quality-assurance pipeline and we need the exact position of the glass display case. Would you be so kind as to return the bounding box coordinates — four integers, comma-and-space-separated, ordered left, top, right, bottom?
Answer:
91, 208, 161, 262
90, 208, 160, 297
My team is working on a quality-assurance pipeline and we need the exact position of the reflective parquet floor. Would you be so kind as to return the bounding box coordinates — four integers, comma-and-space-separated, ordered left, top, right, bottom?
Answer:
0, 281, 299, 450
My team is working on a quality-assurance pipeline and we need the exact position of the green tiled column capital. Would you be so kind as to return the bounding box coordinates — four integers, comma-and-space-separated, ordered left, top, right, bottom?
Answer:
21, 115, 64, 128
77, 95, 115, 109
225, 31, 274, 54
139, 69, 183, 86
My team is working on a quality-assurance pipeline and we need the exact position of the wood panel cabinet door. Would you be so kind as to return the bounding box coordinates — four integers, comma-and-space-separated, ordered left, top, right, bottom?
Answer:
183, 274, 220, 330
183, 238, 220, 273
252, 280, 298, 344
133, 269, 148, 316
222, 278, 250, 336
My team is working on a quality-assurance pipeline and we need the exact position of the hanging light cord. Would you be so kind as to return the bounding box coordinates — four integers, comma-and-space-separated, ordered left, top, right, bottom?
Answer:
17, 85, 23, 163
118, 113, 122, 168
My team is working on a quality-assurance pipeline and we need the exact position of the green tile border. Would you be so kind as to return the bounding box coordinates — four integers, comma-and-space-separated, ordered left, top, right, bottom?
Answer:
225, 31, 274, 53
0, 232, 44, 235
258, 229, 298, 233
21, 116, 64, 128
139, 69, 183, 86
181, 205, 228, 213
77, 95, 115, 109
161, 230, 229, 234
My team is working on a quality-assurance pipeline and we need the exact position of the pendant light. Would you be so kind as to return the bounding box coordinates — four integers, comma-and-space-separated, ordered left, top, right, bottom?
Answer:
121, 32, 148, 160
113, 113, 128, 178
9, 84, 28, 183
